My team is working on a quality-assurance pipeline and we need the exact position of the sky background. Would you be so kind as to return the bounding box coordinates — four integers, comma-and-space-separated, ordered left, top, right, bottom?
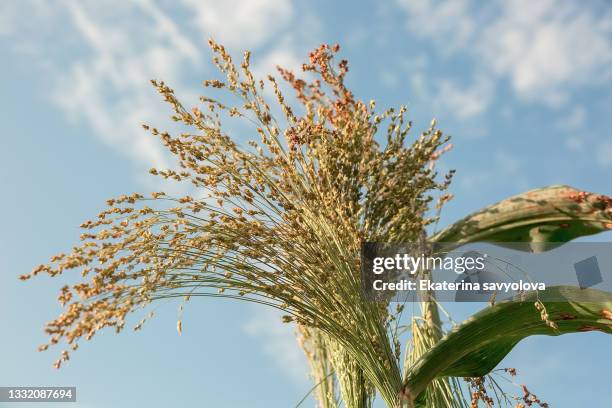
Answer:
1, 0, 611, 407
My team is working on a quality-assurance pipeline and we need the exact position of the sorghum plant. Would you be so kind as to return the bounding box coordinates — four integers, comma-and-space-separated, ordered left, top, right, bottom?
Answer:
24, 42, 612, 407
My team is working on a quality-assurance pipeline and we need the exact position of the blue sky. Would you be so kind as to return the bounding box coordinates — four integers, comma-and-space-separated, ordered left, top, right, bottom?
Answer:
1, 0, 611, 407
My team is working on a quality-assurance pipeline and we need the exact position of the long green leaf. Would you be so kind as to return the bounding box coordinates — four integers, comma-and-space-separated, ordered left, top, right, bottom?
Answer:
408, 185, 611, 406
431, 185, 611, 249
402, 286, 612, 405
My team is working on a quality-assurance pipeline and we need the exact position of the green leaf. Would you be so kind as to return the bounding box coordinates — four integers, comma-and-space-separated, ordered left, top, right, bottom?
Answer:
401, 286, 612, 405
431, 185, 611, 250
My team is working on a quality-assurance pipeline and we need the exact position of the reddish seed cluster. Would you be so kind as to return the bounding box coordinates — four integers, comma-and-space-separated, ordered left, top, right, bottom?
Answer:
568, 190, 612, 208
465, 377, 494, 407
284, 119, 329, 151
278, 43, 359, 128
517, 384, 549, 408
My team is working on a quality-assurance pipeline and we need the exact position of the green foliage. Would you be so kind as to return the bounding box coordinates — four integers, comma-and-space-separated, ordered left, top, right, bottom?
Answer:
403, 286, 612, 405
431, 185, 611, 251
408, 184, 612, 407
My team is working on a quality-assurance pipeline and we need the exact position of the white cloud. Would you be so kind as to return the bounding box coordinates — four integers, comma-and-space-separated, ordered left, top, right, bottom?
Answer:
181, 0, 294, 48
243, 307, 309, 384
56, 1, 207, 169
395, 0, 475, 53
1, 0, 312, 177
435, 76, 494, 119
252, 40, 304, 81
396, 0, 612, 108
401, 60, 493, 120
482, 0, 612, 106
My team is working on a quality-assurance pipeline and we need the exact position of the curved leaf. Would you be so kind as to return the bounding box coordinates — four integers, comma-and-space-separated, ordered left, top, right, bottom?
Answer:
431, 185, 611, 250
401, 286, 612, 405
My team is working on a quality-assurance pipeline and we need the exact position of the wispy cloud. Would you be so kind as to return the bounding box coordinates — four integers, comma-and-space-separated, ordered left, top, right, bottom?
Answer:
1, 0, 310, 177
181, 0, 294, 48
434, 76, 494, 119
396, 0, 612, 110
53, 0, 201, 170
482, 0, 611, 106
